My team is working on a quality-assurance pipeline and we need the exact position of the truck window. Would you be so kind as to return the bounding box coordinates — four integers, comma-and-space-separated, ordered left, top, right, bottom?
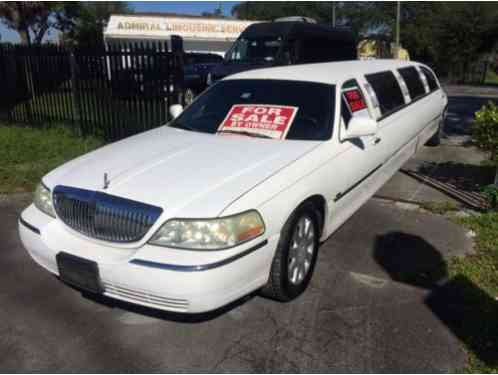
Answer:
398, 66, 426, 100
364, 71, 405, 117
225, 36, 283, 63
297, 38, 355, 64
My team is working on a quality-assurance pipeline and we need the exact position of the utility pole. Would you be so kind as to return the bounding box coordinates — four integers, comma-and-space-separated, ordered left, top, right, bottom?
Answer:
332, 2, 336, 28
395, 1, 400, 47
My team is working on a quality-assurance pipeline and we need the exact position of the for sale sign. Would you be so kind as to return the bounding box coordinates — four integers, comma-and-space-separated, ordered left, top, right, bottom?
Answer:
217, 104, 299, 140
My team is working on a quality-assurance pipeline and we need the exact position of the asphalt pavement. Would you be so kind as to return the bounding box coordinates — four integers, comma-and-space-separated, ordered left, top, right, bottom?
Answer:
0, 195, 473, 372
1, 86, 497, 372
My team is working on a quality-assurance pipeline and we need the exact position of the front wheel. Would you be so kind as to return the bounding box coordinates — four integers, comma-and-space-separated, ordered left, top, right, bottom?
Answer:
260, 203, 320, 302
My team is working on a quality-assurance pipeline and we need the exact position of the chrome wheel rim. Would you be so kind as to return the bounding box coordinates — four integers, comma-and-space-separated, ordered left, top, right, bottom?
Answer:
288, 216, 316, 285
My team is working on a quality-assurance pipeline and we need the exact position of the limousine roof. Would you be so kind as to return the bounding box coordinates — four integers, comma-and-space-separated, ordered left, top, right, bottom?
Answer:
225, 59, 428, 85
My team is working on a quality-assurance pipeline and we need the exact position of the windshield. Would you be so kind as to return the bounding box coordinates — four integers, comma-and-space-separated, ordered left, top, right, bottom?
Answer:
225, 36, 283, 63
169, 79, 335, 141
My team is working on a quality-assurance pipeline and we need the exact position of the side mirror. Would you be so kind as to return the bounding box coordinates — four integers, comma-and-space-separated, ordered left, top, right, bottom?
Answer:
342, 116, 378, 140
169, 104, 183, 119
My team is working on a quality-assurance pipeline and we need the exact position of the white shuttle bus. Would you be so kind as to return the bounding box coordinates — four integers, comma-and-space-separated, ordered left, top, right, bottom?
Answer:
19, 60, 447, 313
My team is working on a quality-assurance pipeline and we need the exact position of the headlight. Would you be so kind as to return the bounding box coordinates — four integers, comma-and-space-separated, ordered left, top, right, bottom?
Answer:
34, 182, 55, 218
149, 210, 265, 250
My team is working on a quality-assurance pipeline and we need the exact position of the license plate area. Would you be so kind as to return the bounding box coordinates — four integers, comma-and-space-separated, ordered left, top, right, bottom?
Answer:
56, 252, 103, 294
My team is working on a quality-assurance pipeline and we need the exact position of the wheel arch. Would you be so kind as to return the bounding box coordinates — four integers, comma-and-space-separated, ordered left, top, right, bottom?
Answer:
299, 194, 327, 238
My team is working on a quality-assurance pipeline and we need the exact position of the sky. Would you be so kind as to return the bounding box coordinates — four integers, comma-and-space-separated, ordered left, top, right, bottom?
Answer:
0, 1, 241, 43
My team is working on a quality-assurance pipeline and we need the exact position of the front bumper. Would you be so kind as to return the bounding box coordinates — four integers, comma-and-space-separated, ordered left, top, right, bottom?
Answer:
19, 204, 277, 313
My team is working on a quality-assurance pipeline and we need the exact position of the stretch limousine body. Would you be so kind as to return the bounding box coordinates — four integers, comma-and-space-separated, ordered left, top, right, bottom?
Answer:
19, 60, 447, 313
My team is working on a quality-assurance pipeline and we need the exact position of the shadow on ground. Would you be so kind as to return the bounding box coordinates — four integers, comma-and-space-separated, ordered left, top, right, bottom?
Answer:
374, 232, 498, 368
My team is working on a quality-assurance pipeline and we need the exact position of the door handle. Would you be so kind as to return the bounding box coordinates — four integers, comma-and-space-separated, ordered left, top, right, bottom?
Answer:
372, 137, 382, 145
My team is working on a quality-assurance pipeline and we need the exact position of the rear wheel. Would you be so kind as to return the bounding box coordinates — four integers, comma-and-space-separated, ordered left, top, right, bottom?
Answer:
426, 111, 446, 146
260, 203, 320, 302
426, 124, 441, 146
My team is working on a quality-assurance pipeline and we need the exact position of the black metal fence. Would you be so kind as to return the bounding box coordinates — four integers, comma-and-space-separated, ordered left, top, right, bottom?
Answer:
0, 41, 184, 141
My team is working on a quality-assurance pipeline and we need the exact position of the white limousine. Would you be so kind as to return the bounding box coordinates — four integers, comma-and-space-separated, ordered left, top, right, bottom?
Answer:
19, 60, 447, 313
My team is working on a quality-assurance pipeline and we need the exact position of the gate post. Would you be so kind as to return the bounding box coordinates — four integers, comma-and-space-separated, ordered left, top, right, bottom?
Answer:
69, 50, 83, 136
171, 35, 185, 107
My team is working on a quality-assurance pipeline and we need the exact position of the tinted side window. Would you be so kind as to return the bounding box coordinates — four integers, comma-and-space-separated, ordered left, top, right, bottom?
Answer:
365, 71, 405, 116
398, 66, 426, 100
420, 66, 439, 91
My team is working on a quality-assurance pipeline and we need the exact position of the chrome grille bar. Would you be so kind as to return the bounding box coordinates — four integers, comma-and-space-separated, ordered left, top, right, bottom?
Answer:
53, 185, 163, 243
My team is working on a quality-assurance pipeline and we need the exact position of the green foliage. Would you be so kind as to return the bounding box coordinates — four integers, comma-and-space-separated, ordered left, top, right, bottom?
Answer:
472, 101, 498, 164
0, 125, 103, 193
485, 69, 498, 85
432, 3, 498, 82
0, 1, 133, 46
232, 2, 332, 23
482, 184, 498, 210
0, 2, 51, 44
451, 212, 498, 372
420, 200, 459, 215
231, 2, 391, 37
0, 2, 80, 44
61, 2, 133, 46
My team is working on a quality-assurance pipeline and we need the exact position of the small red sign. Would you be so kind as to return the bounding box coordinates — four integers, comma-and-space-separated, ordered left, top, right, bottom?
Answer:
217, 104, 299, 140
344, 89, 367, 112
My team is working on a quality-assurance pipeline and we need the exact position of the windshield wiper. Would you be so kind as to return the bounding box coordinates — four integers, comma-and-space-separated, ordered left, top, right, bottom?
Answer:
217, 130, 273, 139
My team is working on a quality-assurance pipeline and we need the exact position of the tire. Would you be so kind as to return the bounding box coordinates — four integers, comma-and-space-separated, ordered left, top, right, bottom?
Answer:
426, 113, 445, 147
426, 125, 441, 146
260, 202, 321, 302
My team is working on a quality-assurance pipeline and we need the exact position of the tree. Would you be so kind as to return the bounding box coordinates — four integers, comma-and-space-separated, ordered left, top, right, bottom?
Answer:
0, 2, 49, 44
434, 2, 498, 82
232, 2, 334, 24
61, 2, 133, 46
0, 2, 82, 45
201, 3, 224, 18
231, 2, 394, 38
231, 2, 498, 83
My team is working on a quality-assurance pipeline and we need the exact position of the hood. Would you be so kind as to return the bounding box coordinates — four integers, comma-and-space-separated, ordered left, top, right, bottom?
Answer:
44, 126, 319, 218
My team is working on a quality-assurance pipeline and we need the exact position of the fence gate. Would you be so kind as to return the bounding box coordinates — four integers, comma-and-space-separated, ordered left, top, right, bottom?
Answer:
0, 42, 183, 142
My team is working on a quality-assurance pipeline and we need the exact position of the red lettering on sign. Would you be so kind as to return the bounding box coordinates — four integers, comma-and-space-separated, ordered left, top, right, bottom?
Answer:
344, 89, 367, 112
218, 104, 298, 140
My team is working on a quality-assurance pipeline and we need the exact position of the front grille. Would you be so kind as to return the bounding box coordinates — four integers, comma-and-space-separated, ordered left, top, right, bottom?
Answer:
53, 185, 163, 243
